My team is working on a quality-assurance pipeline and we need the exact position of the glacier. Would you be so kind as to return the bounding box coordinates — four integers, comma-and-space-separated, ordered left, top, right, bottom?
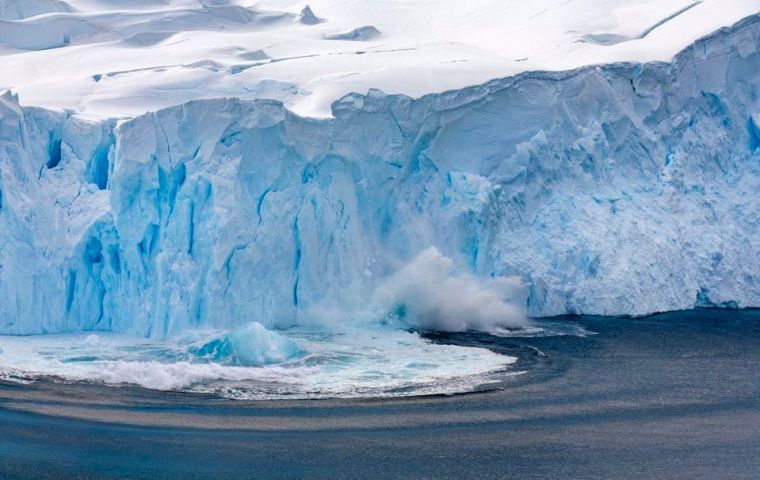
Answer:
0, 14, 759, 338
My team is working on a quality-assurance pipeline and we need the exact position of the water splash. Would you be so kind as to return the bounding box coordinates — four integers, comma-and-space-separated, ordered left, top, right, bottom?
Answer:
371, 247, 528, 332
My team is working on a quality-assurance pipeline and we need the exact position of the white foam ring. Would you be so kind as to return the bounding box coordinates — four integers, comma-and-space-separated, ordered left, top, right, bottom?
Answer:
0, 327, 516, 399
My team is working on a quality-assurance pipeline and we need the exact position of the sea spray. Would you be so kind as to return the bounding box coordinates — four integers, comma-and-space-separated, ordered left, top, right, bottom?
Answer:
369, 247, 527, 332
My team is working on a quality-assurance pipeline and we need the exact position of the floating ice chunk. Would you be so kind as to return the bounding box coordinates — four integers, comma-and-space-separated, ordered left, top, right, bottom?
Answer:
195, 322, 302, 367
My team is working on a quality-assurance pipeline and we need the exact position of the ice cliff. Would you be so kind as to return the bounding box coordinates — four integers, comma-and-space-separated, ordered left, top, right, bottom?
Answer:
0, 15, 758, 336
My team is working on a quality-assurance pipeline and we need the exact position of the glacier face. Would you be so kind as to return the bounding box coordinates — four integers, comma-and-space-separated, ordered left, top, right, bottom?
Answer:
0, 15, 758, 337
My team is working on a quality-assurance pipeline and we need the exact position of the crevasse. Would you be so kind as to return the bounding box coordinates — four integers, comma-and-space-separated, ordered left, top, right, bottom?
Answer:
0, 15, 758, 337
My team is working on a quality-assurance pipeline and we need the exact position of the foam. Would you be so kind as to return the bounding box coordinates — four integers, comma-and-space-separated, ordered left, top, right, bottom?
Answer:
0, 328, 515, 399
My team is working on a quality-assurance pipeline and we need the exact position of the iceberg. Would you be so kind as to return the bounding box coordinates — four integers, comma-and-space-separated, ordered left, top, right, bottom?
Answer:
0, 14, 758, 338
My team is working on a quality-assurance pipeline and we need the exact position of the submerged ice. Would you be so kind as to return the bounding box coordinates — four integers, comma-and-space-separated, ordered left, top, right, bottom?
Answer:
195, 322, 302, 367
0, 14, 758, 344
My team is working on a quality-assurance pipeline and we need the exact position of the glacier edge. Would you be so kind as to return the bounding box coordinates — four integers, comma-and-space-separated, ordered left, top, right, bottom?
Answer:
0, 14, 758, 336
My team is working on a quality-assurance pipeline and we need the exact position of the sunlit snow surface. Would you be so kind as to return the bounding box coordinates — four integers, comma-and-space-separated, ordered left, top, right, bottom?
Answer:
0, 326, 525, 399
0, 0, 757, 119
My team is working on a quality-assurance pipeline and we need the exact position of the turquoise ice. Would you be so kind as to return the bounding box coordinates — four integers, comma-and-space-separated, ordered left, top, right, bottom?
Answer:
0, 15, 758, 337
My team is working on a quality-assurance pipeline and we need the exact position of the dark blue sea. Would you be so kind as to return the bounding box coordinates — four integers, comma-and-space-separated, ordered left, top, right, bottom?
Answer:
1, 309, 759, 479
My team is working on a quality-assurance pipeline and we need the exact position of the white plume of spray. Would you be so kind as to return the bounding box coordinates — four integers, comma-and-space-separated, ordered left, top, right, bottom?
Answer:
369, 247, 528, 332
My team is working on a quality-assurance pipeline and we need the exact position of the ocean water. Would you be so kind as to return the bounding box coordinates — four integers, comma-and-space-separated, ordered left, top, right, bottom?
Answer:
1, 308, 759, 479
